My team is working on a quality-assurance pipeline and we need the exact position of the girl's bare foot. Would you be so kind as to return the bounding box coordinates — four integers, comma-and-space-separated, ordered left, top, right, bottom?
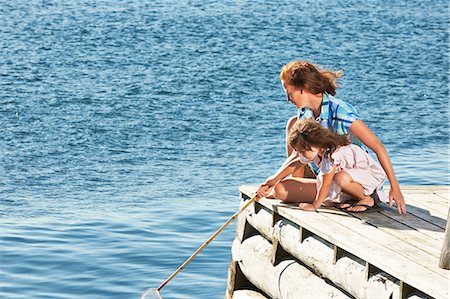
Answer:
338, 199, 357, 209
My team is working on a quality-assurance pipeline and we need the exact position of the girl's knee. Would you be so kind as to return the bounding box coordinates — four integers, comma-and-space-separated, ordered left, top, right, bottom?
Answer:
334, 171, 352, 186
273, 183, 288, 201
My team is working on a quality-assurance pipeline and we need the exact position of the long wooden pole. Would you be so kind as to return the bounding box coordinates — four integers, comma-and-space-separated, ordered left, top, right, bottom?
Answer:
156, 195, 259, 291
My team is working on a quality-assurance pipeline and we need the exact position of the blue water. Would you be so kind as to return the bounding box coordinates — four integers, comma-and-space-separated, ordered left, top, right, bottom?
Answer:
0, 0, 449, 298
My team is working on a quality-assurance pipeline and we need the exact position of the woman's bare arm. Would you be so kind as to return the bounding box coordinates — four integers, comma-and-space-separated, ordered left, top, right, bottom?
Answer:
350, 120, 406, 214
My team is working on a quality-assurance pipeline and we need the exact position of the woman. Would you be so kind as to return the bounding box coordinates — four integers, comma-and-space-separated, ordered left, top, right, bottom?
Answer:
257, 61, 406, 214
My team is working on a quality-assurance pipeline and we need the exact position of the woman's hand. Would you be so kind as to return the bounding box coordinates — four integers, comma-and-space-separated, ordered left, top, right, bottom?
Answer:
256, 177, 278, 199
298, 203, 317, 211
389, 187, 407, 214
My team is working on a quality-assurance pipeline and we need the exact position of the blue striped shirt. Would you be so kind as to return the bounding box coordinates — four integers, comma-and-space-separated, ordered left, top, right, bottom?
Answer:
297, 93, 363, 146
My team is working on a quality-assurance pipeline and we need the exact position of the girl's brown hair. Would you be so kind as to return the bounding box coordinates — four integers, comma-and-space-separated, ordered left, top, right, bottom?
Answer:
280, 61, 343, 96
289, 119, 350, 156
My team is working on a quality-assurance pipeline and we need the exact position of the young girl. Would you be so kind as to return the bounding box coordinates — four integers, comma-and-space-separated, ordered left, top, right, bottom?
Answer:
257, 60, 405, 214
258, 119, 388, 212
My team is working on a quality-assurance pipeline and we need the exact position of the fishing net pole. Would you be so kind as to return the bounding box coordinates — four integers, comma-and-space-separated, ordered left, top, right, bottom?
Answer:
140, 194, 259, 299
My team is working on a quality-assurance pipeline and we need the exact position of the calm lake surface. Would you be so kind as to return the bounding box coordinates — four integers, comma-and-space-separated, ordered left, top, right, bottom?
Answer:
1, 0, 449, 298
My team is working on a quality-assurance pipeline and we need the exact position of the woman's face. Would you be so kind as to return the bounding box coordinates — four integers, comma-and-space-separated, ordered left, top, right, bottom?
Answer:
283, 82, 306, 109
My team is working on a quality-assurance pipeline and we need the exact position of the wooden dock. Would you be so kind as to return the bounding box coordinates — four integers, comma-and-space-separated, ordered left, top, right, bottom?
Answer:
226, 185, 449, 299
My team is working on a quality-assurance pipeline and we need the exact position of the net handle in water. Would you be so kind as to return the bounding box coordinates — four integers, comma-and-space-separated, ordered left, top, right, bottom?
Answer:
140, 194, 259, 298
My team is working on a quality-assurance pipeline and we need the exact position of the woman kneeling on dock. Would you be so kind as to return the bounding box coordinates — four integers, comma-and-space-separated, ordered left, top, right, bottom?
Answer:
257, 61, 406, 214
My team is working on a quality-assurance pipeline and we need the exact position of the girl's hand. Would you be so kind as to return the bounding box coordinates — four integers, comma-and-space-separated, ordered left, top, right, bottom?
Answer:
256, 177, 278, 199
298, 203, 317, 211
389, 187, 407, 214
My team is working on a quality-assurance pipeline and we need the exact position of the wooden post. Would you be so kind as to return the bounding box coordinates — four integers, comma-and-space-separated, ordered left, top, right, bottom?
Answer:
439, 207, 450, 269
333, 245, 345, 265
225, 261, 236, 299
299, 226, 313, 243
365, 262, 380, 281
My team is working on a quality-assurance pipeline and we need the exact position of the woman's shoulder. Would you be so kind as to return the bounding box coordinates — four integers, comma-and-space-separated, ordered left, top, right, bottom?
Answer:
327, 94, 359, 114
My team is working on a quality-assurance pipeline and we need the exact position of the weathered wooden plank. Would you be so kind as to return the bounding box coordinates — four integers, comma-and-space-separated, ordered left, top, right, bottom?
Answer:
239, 185, 259, 198
390, 185, 450, 193
398, 193, 448, 219
399, 204, 447, 229
384, 186, 450, 206
240, 185, 449, 299
411, 191, 448, 208
378, 207, 445, 241
316, 207, 447, 277
347, 208, 443, 257
434, 192, 450, 199
385, 185, 449, 202
372, 186, 448, 227
433, 190, 450, 202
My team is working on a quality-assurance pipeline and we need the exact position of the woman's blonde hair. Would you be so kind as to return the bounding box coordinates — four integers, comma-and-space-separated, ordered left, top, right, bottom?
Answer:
288, 119, 350, 156
280, 61, 343, 96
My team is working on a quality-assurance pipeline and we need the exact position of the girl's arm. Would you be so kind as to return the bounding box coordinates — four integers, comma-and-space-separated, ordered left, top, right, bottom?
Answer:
349, 120, 406, 214
299, 165, 336, 211
256, 156, 304, 198
280, 150, 300, 169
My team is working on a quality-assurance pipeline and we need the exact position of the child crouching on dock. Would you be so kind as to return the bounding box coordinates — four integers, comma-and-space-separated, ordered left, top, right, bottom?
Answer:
257, 119, 388, 212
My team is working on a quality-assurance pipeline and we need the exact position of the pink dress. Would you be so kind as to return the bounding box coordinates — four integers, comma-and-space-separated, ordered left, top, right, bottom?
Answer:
300, 144, 388, 204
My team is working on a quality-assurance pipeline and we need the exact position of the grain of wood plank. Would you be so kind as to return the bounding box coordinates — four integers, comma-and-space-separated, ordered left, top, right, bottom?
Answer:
346, 208, 443, 257
404, 193, 448, 218
399, 186, 448, 190
434, 190, 450, 202
389, 185, 449, 192
400, 204, 447, 229
315, 207, 447, 278
377, 207, 445, 241
386, 186, 449, 204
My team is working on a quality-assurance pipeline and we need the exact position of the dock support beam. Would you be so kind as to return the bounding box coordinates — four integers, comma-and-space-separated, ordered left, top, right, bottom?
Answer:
439, 207, 450, 269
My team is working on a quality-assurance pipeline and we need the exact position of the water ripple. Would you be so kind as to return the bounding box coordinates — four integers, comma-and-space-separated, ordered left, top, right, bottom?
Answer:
1, 0, 449, 298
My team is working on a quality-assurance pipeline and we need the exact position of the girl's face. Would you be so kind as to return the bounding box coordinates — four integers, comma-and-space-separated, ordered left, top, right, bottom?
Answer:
283, 82, 307, 109
299, 147, 322, 160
